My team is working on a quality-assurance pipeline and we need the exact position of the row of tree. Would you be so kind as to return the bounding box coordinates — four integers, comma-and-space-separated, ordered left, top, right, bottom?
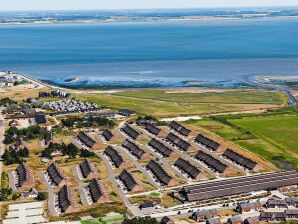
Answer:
4, 126, 49, 144
3, 147, 29, 165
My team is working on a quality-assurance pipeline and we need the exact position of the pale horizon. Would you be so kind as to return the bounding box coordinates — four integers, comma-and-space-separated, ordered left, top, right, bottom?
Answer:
0, 0, 298, 11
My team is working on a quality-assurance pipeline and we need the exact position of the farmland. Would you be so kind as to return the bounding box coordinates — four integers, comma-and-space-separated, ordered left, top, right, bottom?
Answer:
185, 107, 298, 170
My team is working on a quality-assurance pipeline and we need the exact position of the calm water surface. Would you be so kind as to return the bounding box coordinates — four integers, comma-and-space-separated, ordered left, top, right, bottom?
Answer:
0, 18, 298, 88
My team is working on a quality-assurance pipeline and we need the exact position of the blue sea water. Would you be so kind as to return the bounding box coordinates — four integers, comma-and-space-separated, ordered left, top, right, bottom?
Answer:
1, 18, 298, 88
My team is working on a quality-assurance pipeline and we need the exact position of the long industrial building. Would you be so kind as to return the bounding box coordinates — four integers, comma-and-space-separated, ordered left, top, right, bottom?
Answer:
179, 171, 298, 202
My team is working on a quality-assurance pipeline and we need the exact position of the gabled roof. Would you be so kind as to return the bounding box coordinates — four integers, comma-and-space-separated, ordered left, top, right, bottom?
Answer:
223, 149, 257, 170
118, 170, 138, 191
35, 113, 47, 124
195, 134, 220, 151
88, 179, 107, 203
104, 146, 124, 168
46, 163, 65, 186
16, 163, 34, 187
122, 139, 145, 159
79, 159, 95, 178
77, 131, 96, 148
174, 158, 200, 179
58, 185, 78, 212
148, 138, 173, 157
166, 132, 190, 151
147, 160, 173, 185
102, 129, 113, 141
121, 123, 140, 140
195, 151, 228, 173
145, 123, 161, 136
169, 121, 191, 136
229, 215, 243, 223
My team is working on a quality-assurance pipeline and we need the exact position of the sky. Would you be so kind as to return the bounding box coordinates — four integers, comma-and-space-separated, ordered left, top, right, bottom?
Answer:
0, 0, 298, 11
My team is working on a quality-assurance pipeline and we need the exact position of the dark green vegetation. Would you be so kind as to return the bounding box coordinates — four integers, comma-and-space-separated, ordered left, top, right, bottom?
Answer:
75, 89, 288, 118
185, 107, 298, 169
4, 126, 49, 144
3, 147, 29, 165
123, 217, 158, 224
37, 192, 49, 201
0, 172, 12, 201
61, 116, 115, 128
41, 142, 79, 159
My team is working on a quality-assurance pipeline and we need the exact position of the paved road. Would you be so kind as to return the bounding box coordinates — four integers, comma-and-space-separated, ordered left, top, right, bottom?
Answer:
97, 152, 142, 217
115, 145, 160, 188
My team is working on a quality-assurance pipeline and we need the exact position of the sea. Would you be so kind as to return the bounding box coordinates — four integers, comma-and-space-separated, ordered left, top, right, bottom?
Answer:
1, 17, 298, 89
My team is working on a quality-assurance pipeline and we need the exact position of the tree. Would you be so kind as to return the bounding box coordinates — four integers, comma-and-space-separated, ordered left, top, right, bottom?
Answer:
80, 149, 95, 158
64, 143, 79, 158
12, 193, 19, 200
37, 192, 48, 201
123, 217, 158, 224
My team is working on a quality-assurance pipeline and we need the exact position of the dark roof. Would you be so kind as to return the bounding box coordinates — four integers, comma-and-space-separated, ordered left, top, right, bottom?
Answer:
182, 170, 298, 202
259, 211, 286, 219
118, 109, 135, 116
285, 209, 298, 215
46, 163, 65, 186
77, 131, 96, 148
35, 113, 47, 124
228, 216, 243, 223
169, 121, 191, 136
16, 163, 33, 187
145, 123, 161, 136
195, 151, 228, 173
58, 185, 77, 213
267, 199, 287, 206
102, 129, 113, 141
122, 139, 145, 159
148, 138, 173, 157
45, 132, 53, 145
174, 158, 200, 179
118, 170, 138, 191
166, 133, 191, 151
88, 179, 106, 203
121, 123, 140, 140
244, 217, 259, 224
104, 146, 124, 168
79, 159, 95, 178
195, 134, 220, 151
146, 160, 173, 185
207, 217, 221, 224
223, 149, 257, 170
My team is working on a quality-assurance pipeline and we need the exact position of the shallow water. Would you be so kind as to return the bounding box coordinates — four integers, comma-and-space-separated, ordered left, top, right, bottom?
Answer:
1, 18, 298, 88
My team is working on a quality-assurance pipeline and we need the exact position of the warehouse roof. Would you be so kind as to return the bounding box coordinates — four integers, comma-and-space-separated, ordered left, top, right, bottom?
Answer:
181, 171, 298, 202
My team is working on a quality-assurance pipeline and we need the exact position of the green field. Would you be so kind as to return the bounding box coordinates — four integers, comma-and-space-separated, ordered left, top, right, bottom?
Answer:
185, 107, 298, 169
113, 89, 287, 104
75, 89, 287, 118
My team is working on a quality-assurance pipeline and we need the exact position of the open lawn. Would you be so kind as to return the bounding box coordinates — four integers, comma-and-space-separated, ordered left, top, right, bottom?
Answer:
74, 89, 287, 118
230, 114, 298, 169
185, 107, 298, 170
